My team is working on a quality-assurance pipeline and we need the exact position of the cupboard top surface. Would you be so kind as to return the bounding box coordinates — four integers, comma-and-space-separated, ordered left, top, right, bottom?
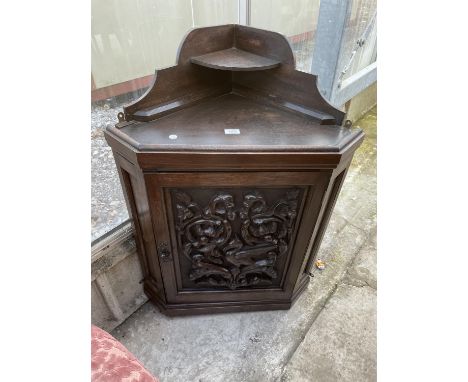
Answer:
109, 94, 362, 152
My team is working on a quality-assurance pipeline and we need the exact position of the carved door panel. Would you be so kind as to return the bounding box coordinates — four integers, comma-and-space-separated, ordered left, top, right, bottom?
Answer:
146, 171, 330, 304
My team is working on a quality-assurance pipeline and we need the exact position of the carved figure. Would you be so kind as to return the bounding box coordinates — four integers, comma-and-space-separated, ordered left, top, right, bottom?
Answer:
174, 189, 300, 289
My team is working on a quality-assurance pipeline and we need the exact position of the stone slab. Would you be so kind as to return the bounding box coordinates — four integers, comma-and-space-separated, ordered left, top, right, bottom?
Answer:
280, 284, 377, 382
344, 227, 377, 289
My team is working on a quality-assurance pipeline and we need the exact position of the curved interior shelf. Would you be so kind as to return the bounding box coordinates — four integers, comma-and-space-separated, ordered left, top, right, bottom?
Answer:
190, 47, 280, 71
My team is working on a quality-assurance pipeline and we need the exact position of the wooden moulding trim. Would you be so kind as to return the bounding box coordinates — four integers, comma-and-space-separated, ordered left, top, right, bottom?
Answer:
144, 277, 310, 316
153, 171, 323, 186
136, 152, 343, 171
338, 131, 366, 161
104, 131, 364, 172
146, 288, 290, 309
231, 84, 336, 125
130, 143, 350, 153
104, 129, 349, 170
103, 131, 139, 165
155, 301, 292, 316
132, 87, 227, 122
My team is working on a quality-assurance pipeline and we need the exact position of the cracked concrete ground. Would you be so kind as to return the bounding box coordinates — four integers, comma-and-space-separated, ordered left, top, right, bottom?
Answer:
112, 106, 377, 382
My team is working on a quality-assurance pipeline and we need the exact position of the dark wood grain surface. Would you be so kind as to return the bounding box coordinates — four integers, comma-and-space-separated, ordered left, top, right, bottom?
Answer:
191, 47, 281, 71
112, 94, 360, 152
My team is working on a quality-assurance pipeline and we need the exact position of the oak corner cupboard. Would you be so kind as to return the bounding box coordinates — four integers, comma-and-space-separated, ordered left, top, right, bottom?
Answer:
104, 24, 364, 316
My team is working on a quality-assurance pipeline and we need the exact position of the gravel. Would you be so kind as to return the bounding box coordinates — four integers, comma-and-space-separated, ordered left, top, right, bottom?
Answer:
91, 101, 129, 243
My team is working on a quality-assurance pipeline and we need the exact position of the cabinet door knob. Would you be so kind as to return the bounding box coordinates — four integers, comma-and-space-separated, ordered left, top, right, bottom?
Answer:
158, 241, 172, 262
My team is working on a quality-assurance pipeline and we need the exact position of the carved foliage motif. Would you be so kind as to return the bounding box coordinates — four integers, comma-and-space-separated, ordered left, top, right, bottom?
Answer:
173, 189, 300, 289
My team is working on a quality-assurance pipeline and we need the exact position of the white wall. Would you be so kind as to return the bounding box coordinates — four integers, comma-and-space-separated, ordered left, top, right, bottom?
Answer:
91, 0, 323, 89
91, 0, 238, 89
250, 0, 320, 37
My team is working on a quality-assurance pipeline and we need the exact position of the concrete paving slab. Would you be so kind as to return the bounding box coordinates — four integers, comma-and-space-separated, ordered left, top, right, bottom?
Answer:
280, 284, 377, 382
344, 228, 377, 289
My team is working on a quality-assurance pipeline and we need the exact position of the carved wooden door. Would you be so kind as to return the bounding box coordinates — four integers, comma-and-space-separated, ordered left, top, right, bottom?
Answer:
146, 171, 330, 304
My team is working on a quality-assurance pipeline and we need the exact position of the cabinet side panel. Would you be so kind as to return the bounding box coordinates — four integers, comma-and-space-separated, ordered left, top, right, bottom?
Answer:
118, 169, 150, 278
282, 171, 331, 294
304, 168, 348, 275
116, 158, 166, 302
